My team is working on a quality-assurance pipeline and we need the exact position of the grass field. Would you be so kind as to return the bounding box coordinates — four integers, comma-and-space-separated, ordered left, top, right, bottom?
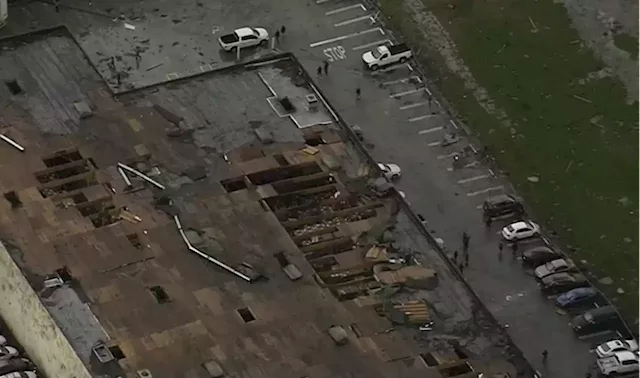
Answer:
380, 0, 639, 322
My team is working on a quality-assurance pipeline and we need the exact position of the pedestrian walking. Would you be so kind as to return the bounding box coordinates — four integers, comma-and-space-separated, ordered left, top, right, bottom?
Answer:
275, 30, 281, 43
485, 216, 492, 228
498, 242, 504, 251
323, 60, 329, 75
453, 250, 459, 263
542, 349, 548, 365
458, 261, 464, 273
511, 242, 518, 257
54, 0, 60, 12
356, 87, 361, 100
498, 249, 503, 261
464, 251, 469, 267
280, 25, 286, 35
317, 66, 322, 76
462, 232, 470, 252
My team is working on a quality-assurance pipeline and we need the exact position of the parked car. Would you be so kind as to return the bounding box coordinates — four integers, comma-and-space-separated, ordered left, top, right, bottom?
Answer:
597, 351, 639, 376
0, 347, 18, 361
521, 246, 561, 267
596, 339, 640, 359
0, 371, 37, 378
555, 287, 601, 309
218, 27, 269, 52
539, 272, 589, 295
534, 258, 577, 280
501, 220, 540, 241
570, 305, 623, 336
482, 194, 525, 220
0, 358, 35, 376
362, 43, 412, 70
378, 163, 401, 180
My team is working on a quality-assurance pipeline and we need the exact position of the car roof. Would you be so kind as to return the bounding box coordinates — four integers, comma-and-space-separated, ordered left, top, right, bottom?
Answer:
509, 221, 529, 229
524, 246, 556, 255
485, 194, 516, 205
586, 305, 616, 317
235, 27, 255, 36
614, 351, 638, 361
566, 287, 596, 296
549, 259, 568, 268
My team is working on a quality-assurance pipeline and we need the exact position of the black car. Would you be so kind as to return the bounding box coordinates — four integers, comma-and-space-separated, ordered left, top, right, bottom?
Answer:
570, 305, 623, 336
521, 246, 562, 267
482, 194, 525, 219
539, 272, 590, 295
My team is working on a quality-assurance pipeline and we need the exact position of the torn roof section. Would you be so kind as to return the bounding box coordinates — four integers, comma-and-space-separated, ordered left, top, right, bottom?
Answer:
0, 29, 517, 378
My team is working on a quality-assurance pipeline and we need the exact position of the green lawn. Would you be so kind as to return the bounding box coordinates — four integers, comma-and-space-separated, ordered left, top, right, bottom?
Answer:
380, 0, 639, 323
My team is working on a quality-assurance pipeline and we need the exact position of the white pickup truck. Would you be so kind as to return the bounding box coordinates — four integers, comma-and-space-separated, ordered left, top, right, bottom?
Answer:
597, 351, 639, 376
218, 27, 269, 52
362, 43, 412, 70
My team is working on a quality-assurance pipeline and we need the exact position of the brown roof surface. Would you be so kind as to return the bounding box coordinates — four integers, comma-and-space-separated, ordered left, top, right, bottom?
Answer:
0, 30, 442, 378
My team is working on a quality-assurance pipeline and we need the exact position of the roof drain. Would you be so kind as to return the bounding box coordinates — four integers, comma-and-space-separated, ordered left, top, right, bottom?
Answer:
173, 215, 252, 282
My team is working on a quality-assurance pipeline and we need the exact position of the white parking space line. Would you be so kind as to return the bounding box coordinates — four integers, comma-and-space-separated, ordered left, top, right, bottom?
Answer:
325, 4, 366, 15
476, 204, 483, 209
427, 141, 441, 147
310, 28, 384, 48
382, 76, 420, 86
467, 186, 504, 197
409, 114, 437, 122
400, 101, 428, 110
353, 39, 391, 51
437, 152, 458, 160
446, 162, 478, 171
334, 15, 374, 27
316, 0, 333, 3
457, 174, 490, 184
390, 88, 425, 98
418, 126, 443, 135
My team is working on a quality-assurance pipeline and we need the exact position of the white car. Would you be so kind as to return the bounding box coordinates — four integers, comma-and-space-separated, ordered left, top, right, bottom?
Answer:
0, 346, 18, 361
1, 372, 37, 378
378, 163, 401, 180
0, 336, 5, 346
597, 351, 639, 376
218, 27, 269, 52
596, 339, 639, 359
501, 220, 539, 241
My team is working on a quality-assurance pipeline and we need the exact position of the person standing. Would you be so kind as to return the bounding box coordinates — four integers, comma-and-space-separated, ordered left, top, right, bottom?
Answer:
356, 87, 361, 100
317, 66, 322, 76
280, 25, 286, 35
542, 349, 548, 365
323, 60, 329, 75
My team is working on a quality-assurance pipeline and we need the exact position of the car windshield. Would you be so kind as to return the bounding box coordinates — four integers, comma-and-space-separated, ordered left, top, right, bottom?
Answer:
379, 164, 389, 172
250, 28, 259, 35
372, 47, 384, 59
506, 225, 515, 232
583, 312, 594, 322
601, 344, 612, 352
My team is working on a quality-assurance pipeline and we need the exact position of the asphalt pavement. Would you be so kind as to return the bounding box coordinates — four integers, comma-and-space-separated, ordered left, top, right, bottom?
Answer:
1, 0, 619, 376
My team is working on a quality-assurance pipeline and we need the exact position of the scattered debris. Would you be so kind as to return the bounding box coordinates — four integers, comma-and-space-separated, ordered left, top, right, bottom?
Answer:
617, 288, 625, 294
145, 62, 164, 71
328, 325, 348, 346
573, 94, 592, 103
599, 276, 614, 285
496, 43, 508, 54
117, 163, 166, 190
119, 209, 142, 223
528, 17, 538, 32
527, 176, 539, 183
618, 196, 632, 207
0, 134, 25, 152
623, 237, 632, 243
124, 23, 136, 30
153, 104, 183, 125
564, 160, 574, 172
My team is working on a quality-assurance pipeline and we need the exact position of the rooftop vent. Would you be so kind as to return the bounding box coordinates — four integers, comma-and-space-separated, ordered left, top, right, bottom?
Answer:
279, 96, 295, 112
3, 191, 21, 208
137, 369, 152, 378
305, 93, 318, 111
5, 80, 22, 95
237, 307, 255, 323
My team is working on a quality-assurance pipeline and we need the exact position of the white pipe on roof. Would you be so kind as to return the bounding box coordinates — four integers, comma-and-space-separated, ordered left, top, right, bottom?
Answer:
117, 162, 165, 190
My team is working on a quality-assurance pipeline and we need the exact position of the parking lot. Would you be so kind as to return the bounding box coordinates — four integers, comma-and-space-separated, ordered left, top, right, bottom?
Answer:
1, 0, 633, 376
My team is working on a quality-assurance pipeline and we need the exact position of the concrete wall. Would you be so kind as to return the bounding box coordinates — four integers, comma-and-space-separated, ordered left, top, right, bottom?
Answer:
0, 242, 92, 378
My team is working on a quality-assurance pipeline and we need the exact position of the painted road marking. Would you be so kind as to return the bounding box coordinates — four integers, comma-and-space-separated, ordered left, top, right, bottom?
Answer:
382, 76, 420, 86
418, 126, 443, 135
310, 28, 384, 48
409, 114, 437, 122
323, 45, 347, 62
316, 0, 333, 3
325, 4, 366, 15
427, 141, 441, 147
446, 162, 477, 171
352, 38, 391, 51
334, 15, 374, 27
390, 88, 425, 98
400, 101, 428, 110
457, 174, 490, 184
467, 186, 504, 197
437, 152, 458, 160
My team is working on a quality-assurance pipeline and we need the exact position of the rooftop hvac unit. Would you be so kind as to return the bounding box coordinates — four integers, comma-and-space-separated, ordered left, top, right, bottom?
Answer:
0, 0, 7, 30
137, 369, 153, 378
